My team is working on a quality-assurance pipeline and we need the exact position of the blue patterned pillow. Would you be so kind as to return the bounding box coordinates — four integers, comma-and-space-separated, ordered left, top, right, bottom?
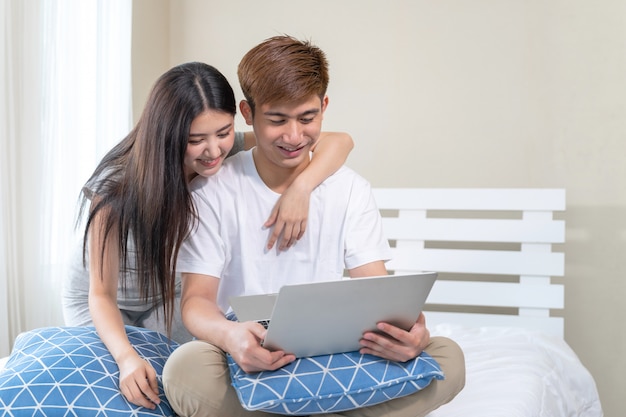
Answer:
0, 326, 179, 417
227, 350, 444, 415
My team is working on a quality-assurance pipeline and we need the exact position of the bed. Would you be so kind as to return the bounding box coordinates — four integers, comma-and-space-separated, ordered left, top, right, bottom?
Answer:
374, 188, 602, 417
0, 188, 603, 416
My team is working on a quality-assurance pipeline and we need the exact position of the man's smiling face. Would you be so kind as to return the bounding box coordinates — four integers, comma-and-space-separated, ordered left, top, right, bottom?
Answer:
246, 94, 328, 172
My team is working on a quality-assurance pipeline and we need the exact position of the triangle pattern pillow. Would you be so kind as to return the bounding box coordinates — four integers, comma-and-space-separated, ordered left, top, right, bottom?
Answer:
0, 326, 179, 417
227, 350, 444, 415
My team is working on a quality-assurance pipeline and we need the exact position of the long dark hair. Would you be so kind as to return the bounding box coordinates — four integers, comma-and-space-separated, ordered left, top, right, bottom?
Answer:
79, 62, 236, 335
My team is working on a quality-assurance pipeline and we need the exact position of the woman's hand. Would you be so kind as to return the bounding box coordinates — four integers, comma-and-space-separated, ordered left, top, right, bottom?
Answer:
264, 180, 310, 251
358, 313, 431, 362
263, 132, 353, 251
117, 351, 160, 409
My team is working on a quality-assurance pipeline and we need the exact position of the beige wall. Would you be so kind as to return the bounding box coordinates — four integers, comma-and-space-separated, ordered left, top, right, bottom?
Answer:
132, 1, 625, 415
131, 0, 171, 121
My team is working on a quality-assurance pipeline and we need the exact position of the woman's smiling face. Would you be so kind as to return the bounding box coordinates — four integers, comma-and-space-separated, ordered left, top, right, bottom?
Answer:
183, 110, 235, 182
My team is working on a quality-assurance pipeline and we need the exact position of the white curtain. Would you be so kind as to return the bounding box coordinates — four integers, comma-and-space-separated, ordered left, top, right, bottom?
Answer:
0, 0, 132, 357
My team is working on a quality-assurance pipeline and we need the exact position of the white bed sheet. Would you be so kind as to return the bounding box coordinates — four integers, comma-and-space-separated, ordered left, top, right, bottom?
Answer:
0, 325, 603, 417
427, 324, 603, 417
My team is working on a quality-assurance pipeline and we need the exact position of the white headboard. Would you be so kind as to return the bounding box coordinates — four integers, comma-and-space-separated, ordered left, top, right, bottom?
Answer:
372, 188, 566, 337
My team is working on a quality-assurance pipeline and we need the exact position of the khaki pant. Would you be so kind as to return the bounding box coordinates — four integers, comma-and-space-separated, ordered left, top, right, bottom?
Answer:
163, 336, 465, 417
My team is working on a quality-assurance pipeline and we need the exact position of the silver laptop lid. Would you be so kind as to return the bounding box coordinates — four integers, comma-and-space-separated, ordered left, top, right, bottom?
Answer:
262, 272, 437, 357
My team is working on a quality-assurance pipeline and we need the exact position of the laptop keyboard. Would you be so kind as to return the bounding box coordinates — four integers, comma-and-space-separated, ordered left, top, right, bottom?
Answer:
257, 320, 270, 329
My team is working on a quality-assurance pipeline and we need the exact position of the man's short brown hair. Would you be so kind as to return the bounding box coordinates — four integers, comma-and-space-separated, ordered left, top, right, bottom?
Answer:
238, 35, 329, 114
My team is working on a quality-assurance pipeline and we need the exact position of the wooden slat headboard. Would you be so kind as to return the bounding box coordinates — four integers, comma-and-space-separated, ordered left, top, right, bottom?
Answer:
372, 188, 566, 337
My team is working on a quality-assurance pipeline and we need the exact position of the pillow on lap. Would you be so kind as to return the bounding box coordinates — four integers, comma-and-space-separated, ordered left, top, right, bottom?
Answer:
0, 326, 179, 417
227, 350, 444, 415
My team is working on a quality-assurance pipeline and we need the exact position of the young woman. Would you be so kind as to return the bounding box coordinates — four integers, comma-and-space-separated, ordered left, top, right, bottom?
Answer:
61, 62, 353, 409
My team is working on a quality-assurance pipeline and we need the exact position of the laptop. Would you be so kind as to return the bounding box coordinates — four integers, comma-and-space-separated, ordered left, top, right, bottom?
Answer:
228, 272, 437, 358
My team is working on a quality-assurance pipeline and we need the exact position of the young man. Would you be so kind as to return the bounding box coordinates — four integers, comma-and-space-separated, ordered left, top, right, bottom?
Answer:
163, 35, 465, 417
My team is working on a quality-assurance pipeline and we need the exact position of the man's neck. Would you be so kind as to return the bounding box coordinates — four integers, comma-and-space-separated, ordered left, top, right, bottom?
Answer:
251, 148, 310, 194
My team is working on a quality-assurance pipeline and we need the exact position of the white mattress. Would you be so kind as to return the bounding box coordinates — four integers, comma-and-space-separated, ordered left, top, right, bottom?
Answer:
0, 325, 602, 417
427, 324, 603, 417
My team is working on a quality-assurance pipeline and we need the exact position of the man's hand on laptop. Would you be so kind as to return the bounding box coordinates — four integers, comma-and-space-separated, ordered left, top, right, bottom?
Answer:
358, 313, 430, 362
226, 321, 296, 373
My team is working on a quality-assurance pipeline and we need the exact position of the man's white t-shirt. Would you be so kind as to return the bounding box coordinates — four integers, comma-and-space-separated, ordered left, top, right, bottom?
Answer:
176, 149, 391, 313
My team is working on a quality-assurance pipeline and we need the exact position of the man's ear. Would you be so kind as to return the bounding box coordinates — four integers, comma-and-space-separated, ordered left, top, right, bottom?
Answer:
319, 95, 329, 122
239, 100, 253, 126
321, 95, 329, 113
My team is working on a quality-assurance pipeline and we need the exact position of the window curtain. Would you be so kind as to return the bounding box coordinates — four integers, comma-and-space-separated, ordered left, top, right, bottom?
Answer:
0, 0, 132, 357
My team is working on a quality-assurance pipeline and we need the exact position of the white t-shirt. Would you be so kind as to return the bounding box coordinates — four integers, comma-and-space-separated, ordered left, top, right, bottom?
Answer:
176, 149, 391, 313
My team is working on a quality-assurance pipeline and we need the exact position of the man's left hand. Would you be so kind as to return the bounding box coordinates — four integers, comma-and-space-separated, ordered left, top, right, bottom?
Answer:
358, 312, 430, 362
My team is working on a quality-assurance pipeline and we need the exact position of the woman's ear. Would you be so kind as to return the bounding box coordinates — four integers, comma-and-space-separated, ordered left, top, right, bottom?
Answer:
239, 100, 253, 126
